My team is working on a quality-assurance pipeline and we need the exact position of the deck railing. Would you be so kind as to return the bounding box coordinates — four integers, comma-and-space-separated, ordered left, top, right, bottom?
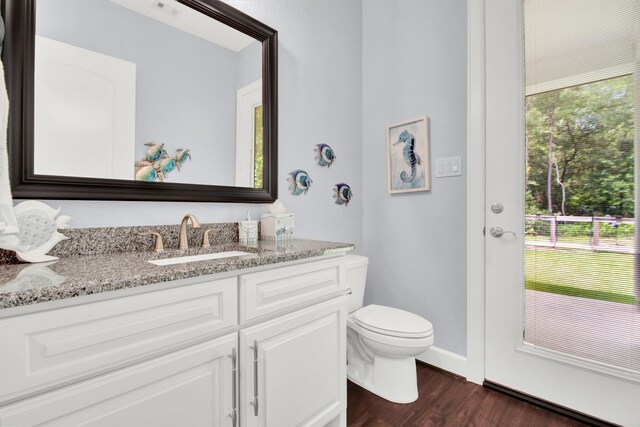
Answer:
525, 215, 636, 253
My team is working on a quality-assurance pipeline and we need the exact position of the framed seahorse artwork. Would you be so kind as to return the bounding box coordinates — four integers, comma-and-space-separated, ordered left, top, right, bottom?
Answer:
387, 116, 431, 193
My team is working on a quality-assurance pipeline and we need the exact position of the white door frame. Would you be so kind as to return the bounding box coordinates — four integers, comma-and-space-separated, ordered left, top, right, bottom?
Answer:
466, 0, 487, 385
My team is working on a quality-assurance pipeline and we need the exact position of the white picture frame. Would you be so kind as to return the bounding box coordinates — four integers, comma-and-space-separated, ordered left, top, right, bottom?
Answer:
387, 116, 430, 193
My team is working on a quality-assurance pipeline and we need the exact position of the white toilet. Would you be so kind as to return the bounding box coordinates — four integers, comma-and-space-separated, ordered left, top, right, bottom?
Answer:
345, 255, 434, 404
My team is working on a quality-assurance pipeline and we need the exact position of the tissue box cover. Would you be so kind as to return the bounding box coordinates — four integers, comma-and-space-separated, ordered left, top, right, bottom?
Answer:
239, 220, 258, 243
260, 213, 294, 241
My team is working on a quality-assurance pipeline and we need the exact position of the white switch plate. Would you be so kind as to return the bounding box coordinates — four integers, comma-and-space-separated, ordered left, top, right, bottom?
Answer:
435, 156, 462, 178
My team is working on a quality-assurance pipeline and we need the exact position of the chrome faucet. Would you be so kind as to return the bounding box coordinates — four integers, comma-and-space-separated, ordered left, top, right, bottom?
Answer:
179, 214, 201, 250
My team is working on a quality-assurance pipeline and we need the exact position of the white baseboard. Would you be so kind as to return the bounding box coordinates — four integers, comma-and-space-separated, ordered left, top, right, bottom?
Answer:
416, 346, 468, 378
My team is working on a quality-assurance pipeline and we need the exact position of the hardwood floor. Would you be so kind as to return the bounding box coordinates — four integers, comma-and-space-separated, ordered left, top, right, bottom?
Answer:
347, 363, 588, 427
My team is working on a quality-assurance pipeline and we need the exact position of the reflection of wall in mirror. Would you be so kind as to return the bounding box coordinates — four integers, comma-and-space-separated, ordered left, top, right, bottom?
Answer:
236, 42, 262, 91
35, 0, 261, 186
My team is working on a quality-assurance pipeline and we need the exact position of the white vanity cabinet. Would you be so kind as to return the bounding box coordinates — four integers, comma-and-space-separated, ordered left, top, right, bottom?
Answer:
0, 256, 348, 427
237, 258, 347, 427
239, 297, 347, 427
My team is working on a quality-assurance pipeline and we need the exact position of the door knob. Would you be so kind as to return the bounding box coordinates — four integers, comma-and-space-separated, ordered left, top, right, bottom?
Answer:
489, 226, 516, 238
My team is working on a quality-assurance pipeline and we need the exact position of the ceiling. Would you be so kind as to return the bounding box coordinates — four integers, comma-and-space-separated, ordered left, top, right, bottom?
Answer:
110, 0, 256, 52
524, 0, 637, 93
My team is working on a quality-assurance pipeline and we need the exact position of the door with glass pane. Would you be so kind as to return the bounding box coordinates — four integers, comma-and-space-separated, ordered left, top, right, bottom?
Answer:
485, 1, 640, 425
235, 79, 263, 188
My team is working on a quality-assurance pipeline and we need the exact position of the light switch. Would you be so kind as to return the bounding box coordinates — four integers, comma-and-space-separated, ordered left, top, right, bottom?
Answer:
435, 156, 463, 178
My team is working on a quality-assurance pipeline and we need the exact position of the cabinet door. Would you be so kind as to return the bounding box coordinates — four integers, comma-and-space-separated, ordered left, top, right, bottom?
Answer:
240, 296, 347, 427
0, 333, 239, 427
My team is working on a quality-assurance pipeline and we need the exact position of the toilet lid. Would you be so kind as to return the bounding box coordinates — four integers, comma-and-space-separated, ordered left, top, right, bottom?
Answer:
353, 305, 433, 338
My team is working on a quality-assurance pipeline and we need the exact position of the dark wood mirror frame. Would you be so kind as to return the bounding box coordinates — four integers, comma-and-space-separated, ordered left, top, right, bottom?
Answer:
1, 0, 277, 203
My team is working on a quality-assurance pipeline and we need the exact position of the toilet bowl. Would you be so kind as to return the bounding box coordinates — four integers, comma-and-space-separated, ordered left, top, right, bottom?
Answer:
344, 255, 434, 404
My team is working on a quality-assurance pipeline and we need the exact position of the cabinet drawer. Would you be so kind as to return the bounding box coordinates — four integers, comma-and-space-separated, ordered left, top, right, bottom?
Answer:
0, 334, 237, 427
0, 277, 237, 405
239, 257, 345, 324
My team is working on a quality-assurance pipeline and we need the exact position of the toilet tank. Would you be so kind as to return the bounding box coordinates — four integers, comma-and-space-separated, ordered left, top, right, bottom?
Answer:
344, 255, 369, 313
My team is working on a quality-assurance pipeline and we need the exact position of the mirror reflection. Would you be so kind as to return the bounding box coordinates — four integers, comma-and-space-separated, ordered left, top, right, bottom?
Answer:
34, 0, 264, 188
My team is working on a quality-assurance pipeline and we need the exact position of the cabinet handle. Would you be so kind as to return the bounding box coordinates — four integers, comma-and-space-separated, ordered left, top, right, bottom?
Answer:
249, 340, 259, 416
228, 348, 237, 427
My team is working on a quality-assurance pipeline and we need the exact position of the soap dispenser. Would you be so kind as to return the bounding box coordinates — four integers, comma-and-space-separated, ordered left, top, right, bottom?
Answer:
239, 211, 258, 244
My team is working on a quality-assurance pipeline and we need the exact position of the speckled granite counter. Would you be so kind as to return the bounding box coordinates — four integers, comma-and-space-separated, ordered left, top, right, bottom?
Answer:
0, 239, 354, 310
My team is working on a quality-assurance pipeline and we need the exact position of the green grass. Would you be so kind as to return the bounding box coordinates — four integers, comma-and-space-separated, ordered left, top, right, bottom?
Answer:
525, 249, 638, 305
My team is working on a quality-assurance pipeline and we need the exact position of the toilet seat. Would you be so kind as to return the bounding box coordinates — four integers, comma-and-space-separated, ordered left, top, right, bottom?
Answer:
353, 304, 433, 339
348, 316, 434, 350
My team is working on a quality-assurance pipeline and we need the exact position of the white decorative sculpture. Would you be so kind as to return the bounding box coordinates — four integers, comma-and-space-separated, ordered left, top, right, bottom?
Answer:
12, 201, 71, 263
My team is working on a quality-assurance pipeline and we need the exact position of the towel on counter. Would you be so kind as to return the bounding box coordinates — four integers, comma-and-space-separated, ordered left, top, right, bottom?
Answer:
0, 36, 21, 249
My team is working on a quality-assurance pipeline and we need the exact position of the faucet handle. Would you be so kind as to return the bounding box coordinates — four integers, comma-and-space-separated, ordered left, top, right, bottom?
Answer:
138, 232, 164, 252
202, 228, 217, 248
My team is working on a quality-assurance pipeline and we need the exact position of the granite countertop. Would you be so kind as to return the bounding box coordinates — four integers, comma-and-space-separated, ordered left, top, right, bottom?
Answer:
0, 239, 354, 310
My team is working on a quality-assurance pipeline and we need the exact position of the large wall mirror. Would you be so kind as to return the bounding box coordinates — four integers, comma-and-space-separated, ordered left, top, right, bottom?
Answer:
2, 0, 278, 202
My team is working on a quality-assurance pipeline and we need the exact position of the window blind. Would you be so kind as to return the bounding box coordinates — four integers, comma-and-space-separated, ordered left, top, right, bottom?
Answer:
523, 0, 640, 372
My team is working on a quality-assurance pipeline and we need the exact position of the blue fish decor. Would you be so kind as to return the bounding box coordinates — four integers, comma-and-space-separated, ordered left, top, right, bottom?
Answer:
287, 169, 313, 195
135, 143, 191, 182
144, 142, 167, 162
175, 148, 191, 170
333, 183, 352, 206
158, 157, 177, 175
394, 130, 421, 182
314, 143, 336, 167
135, 165, 158, 182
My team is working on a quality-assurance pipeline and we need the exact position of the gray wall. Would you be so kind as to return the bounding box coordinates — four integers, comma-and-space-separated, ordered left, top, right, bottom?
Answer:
236, 42, 263, 90
361, 0, 468, 356
36, 0, 260, 186
30, 0, 364, 252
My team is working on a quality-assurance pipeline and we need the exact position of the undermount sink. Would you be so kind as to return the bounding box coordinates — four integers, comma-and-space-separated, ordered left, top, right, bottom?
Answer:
148, 251, 252, 266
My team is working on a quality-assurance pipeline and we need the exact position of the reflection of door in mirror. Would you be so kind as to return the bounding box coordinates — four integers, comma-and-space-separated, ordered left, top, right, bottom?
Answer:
254, 105, 264, 189
33, 0, 263, 187
34, 36, 136, 180
235, 79, 263, 188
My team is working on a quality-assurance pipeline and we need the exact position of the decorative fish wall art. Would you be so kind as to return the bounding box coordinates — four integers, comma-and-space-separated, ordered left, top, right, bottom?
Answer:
333, 183, 352, 206
134, 142, 191, 182
287, 169, 312, 195
285, 144, 353, 207
314, 143, 336, 167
